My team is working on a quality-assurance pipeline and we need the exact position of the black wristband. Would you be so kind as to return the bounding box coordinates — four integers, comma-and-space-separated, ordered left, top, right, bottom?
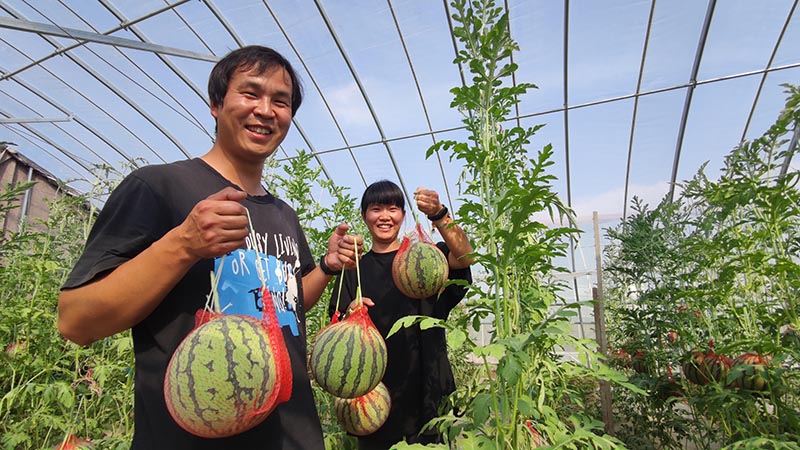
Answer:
319, 255, 341, 276
427, 205, 448, 222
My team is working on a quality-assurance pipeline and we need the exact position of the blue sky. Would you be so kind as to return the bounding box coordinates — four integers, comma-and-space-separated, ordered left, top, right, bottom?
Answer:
2, 0, 799, 291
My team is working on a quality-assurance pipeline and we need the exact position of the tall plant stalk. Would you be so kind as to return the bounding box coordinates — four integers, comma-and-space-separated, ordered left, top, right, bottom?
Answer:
417, 0, 631, 448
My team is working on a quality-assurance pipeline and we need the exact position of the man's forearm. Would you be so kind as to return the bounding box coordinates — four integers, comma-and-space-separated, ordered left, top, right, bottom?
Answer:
57, 228, 199, 346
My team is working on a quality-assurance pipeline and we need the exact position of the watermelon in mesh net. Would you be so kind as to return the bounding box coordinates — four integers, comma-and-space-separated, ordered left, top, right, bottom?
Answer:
164, 288, 291, 438
310, 302, 387, 399
392, 223, 449, 299
334, 381, 391, 436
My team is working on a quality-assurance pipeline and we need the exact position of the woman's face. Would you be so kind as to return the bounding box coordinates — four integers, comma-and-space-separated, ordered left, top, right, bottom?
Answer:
363, 203, 405, 247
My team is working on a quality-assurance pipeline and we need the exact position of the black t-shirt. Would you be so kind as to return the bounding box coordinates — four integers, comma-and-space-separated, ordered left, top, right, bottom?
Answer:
63, 158, 325, 450
328, 243, 472, 446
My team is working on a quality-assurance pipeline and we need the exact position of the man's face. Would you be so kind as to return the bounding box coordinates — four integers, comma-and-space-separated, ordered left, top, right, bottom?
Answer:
211, 66, 293, 162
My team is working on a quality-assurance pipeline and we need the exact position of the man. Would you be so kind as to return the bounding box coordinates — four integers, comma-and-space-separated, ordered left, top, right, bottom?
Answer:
58, 46, 358, 449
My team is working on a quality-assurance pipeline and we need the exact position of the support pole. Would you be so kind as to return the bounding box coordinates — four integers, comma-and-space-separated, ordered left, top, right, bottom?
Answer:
593, 211, 614, 434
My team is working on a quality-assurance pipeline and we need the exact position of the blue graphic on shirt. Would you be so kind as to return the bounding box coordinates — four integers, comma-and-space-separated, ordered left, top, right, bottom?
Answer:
214, 248, 300, 336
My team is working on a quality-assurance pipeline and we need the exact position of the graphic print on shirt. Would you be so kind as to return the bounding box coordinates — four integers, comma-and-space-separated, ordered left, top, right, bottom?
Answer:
213, 231, 302, 336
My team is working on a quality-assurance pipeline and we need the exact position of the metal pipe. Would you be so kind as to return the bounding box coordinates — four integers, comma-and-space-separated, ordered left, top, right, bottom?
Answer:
18, 166, 33, 231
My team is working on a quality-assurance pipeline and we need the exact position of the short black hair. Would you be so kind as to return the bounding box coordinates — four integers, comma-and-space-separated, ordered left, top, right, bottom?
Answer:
208, 45, 303, 117
361, 180, 405, 216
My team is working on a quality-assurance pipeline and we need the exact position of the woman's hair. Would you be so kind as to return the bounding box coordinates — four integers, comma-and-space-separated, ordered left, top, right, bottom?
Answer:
208, 45, 303, 117
361, 180, 405, 215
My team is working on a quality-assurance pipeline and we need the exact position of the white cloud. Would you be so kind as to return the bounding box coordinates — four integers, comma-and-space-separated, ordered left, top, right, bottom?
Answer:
327, 82, 373, 127
533, 181, 672, 226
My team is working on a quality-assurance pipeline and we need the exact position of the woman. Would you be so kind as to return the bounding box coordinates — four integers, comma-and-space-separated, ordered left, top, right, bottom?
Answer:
328, 180, 474, 450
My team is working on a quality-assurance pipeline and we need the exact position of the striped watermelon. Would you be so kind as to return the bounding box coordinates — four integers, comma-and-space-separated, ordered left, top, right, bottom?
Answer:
681, 350, 731, 385
164, 314, 287, 438
631, 350, 655, 375
728, 353, 771, 392
392, 236, 449, 299
310, 305, 387, 398
334, 381, 391, 436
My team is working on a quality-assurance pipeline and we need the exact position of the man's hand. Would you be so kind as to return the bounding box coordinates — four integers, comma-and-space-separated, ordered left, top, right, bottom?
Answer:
323, 222, 364, 272
179, 187, 249, 259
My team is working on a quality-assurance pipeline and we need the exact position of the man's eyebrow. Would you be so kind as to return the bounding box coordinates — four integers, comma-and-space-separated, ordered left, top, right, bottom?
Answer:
237, 79, 262, 91
238, 79, 292, 101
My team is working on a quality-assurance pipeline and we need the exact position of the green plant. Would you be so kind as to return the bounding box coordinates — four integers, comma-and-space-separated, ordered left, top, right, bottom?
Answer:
400, 0, 634, 448
265, 149, 366, 450
0, 181, 36, 253
1, 168, 135, 449
604, 84, 800, 448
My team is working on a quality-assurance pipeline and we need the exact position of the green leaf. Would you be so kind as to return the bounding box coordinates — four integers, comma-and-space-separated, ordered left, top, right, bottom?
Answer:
474, 343, 505, 360
447, 328, 468, 350
419, 317, 446, 331
386, 315, 426, 338
471, 393, 492, 425
498, 354, 522, 384
56, 382, 74, 409
516, 394, 533, 416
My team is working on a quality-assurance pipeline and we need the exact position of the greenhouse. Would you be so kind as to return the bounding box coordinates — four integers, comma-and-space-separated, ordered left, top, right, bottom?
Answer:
1, 0, 799, 448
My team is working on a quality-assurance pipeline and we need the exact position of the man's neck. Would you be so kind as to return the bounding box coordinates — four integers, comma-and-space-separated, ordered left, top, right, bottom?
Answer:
201, 148, 266, 196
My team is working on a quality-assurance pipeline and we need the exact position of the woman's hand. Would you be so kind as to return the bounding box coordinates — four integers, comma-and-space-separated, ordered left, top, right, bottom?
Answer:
414, 187, 443, 217
346, 296, 375, 317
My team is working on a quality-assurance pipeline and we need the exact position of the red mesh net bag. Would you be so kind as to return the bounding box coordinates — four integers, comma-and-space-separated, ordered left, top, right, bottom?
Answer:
164, 286, 292, 438
391, 223, 449, 299
309, 249, 388, 398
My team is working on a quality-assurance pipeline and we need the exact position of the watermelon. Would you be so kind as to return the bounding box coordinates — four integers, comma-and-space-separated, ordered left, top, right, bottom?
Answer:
607, 346, 632, 369
392, 237, 449, 299
681, 355, 706, 385
681, 350, 731, 385
781, 325, 799, 347
164, 314, 286, 438
729, 353, 771, 392
334, 381, 391, 436
630, 350, 655, 375
310, 305, 387, 398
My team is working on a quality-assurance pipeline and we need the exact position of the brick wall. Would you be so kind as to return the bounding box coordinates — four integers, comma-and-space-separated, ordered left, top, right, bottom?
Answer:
0, 147, 69, 236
